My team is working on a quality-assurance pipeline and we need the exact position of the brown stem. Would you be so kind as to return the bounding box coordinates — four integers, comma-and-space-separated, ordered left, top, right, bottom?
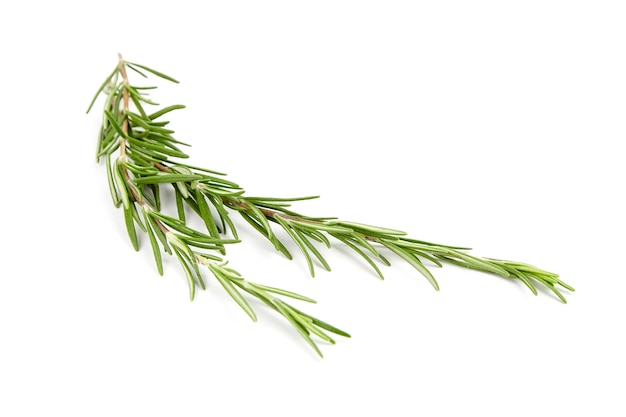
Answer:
153, 161, 322, 225
116, 54, 169, 235
117, 54, 130, 161
154, 156, 381, 243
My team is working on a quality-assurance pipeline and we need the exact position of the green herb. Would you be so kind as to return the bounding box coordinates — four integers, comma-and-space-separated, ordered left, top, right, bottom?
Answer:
87, 55, 574, 357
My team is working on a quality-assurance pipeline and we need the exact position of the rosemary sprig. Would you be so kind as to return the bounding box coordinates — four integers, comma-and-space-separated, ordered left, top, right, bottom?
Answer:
87, 55, 574, 356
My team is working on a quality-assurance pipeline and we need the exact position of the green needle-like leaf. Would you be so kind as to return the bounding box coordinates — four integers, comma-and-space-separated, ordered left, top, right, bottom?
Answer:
126, 85, 159, 105
104, 110, 128, 139
276, 216, 316, 277
86, 65, 118, 114
452, 252, 511, 276
149, 104, 186, 120
381, 240, 440, 290
273, 300, 323, 358
175, 189, 186, 222
172, 246, 196, 300
331, 233, 386, 280
113, 159, 130, 209
132, 97, 150, 121
210, 264, 257, 322
293, 227, 331, 272
288, 306, 351, 338
130, 201, 147, 233
248, 283, 317, 303
126, 61, 180, 83
123, 204, 139, 251
195, 189, 221, 241
126, 63, 148, 78
144, 212, 164, 275
105, 154, 121, 206
334, 221, 407, 237
133, 173, 203, 185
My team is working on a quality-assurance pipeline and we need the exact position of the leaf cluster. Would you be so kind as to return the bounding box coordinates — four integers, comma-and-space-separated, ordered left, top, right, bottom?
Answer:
87, 56, 573, 356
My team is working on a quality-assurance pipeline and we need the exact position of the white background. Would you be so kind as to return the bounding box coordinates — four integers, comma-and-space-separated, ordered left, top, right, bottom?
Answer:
1, 1, 625, 415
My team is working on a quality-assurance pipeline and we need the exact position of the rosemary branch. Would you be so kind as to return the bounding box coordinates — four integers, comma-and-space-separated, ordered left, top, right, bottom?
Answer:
87, 55, 574, 356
